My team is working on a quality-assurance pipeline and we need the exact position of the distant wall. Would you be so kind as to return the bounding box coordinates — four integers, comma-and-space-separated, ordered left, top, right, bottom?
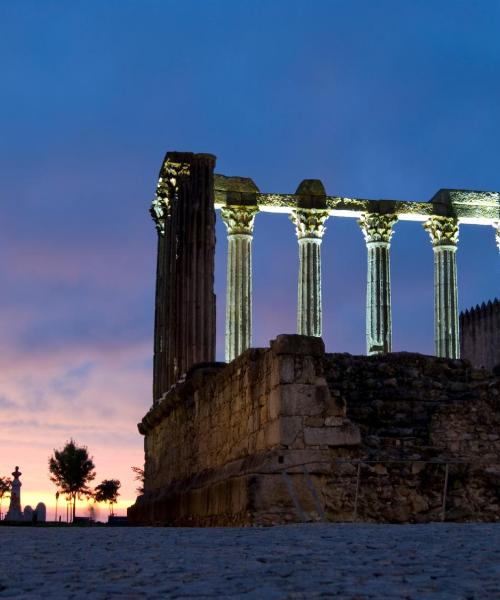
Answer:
460, 299, 500, 371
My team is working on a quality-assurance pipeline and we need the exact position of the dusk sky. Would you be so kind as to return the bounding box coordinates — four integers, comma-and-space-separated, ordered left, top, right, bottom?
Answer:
1, 0, 499, 517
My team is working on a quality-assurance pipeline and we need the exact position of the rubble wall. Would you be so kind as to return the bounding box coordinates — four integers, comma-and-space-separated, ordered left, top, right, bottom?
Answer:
323, 352, 500, 522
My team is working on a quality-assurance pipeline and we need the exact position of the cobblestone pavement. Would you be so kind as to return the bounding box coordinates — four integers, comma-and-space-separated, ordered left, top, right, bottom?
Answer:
1, 524, 500, 599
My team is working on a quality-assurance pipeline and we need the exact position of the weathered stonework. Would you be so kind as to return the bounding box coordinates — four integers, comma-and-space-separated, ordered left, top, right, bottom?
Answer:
151, 152, 216, 399
461, 300, 500, 371
324, 352, 500, 522
358, 214, 398, 355
290, 209, 330, 338
129, 336, 500, 526
138, 151, 500, 526
221, 205, 259, 362
424, 216, 460, 359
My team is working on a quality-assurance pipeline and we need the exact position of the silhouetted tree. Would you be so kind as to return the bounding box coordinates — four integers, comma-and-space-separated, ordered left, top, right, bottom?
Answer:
48, 440, 95, 522
131, 466, 144, 494
0, 477, 11, 520
94, 479, 121, 516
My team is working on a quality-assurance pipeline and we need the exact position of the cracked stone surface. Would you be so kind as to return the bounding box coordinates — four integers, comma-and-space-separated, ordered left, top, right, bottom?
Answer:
1, 524, 500, 599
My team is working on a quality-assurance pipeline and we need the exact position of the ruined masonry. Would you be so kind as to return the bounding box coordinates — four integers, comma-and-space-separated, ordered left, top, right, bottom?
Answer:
461, 299, 500, 371
128, 151, 500, 525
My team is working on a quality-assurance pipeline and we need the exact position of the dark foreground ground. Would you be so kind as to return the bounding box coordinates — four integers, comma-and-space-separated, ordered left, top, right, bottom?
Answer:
1, 524, 499, 599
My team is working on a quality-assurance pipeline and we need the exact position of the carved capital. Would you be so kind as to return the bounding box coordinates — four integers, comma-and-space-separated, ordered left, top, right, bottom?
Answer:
290, 209, 330, 240
494, 222, 500, 253
150, 197, 168, 235
358, 213, 398, 245
150, 160, 191, 235
424, 216, 459, 247
221, 205, 259, 236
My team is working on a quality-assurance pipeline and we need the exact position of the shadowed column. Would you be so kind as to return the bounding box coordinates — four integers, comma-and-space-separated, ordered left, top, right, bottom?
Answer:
221, 205, 259, 362
150, 152, 216, 400
358, 213, 398, 355
290, 209, 330, 337
424, 216, 460, 358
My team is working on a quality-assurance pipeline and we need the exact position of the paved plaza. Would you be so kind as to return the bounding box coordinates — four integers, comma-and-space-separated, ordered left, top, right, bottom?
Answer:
1, 524, 499, 599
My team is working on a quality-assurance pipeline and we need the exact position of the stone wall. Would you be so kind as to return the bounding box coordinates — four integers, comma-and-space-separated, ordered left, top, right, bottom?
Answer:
460, 299, 500, 371
129, 337, 500, 526
129, 335, 360, 525
323, 352, 500, 522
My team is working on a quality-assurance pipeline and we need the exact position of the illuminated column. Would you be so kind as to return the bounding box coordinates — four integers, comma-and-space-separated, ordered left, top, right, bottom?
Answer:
494, 222, 500, 253
358, 213, 398, 355
221, 205, 259, 362
290, 209, 330, 336
424, 216, 460, 358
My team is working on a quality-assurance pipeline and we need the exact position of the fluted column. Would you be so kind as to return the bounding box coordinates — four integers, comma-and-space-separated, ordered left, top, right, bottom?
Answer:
424, 216, 460, 358
358, 213, 398, 355
290, 209, 330, 336
150, 152, 216, 400
221, 205, 259, 362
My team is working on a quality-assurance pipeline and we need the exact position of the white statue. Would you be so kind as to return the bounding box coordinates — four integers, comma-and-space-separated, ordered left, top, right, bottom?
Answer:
5, 466, 23, 521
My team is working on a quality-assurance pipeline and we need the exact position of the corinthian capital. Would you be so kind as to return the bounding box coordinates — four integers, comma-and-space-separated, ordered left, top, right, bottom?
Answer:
424, 216, 459, 247
290, 209, 330, 240
358, 213, 398, 245
221, 205, 259, 236
494, 222, 500, 253
150, 196, 169, 235
150, 159, 191, 235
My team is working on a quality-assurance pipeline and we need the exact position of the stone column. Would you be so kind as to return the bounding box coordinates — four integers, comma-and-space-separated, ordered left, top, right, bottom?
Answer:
150, 152, 217, 399
221, 205, 259, 362
290, 209, 330, 337
358, 213, 398, 355
424, 216, 460, 358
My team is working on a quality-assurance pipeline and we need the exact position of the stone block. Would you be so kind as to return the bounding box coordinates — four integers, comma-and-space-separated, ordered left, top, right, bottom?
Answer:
256, 428, 266, 452
324, 416, 343, 426
279, 416, 304, 447
325, 391, 346, 417
271, 334, 325, 357
281, 384, 324, 416
272, 356, 295, 385
265, 420, 281, 447
305, 417, 325, 427
304, 422, 360, 447
293, 357, 318, 384
268, 389, 281, 420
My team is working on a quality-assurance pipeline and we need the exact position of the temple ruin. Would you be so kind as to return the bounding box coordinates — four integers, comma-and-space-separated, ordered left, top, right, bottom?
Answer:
128, 151, 500, 525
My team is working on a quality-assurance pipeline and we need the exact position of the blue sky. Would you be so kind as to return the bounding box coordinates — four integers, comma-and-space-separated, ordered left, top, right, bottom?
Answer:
0, 0, 499, 511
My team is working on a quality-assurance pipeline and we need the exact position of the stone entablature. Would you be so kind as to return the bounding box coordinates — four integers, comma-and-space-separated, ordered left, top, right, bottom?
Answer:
214, 175, 500, 224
